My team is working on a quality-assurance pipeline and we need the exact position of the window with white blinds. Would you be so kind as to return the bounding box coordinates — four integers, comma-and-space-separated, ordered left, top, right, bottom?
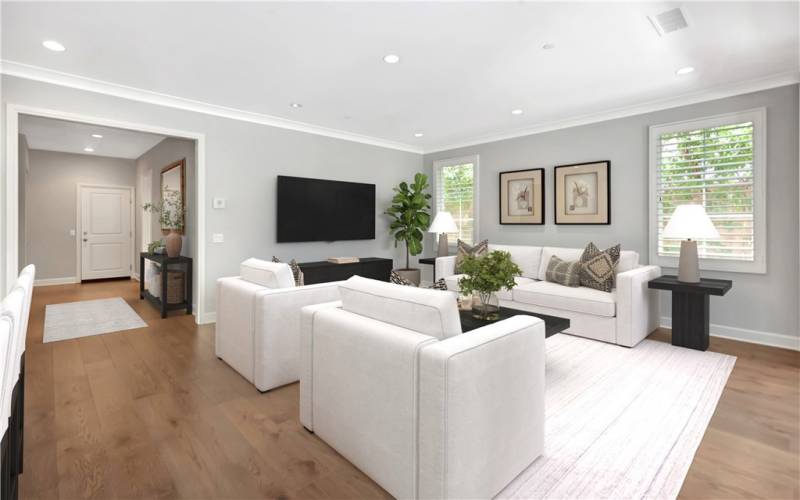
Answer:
433, 155, 478, 245
649, 109, 766, 274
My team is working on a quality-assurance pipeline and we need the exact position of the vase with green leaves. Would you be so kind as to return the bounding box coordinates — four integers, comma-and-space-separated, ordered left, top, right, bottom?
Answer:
143, 190, 185, 257
385, 173, 431, 286
458, 251, 521, 320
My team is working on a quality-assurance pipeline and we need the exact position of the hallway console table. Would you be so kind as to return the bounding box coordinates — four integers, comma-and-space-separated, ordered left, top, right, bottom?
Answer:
140, 253, 193, 318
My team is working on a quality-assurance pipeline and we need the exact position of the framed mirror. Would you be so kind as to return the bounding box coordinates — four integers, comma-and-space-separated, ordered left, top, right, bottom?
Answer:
160, 158, 186, 234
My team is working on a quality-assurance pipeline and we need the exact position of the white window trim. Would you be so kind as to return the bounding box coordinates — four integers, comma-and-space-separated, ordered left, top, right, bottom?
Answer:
648, 108, 767, 274
433, 154, 480, 247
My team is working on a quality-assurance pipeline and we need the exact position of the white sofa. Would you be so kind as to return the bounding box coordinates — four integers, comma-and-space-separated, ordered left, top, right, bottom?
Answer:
215, 258, 341, 392
437, 244, 661, 347
300, 276, 545, 499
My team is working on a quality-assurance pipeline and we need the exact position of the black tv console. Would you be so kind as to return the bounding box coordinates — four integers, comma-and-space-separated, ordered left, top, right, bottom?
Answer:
298, 257, 393, 284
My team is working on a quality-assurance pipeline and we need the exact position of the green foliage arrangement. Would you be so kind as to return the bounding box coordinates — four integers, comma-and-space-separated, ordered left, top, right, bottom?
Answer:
458, 251, 521, 305
385, 173, 432, 269
143, 190, 185, 231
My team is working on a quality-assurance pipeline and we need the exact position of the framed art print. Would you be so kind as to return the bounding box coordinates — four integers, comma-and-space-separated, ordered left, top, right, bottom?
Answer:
554, 161, 610, 224
499, 168, 544, 224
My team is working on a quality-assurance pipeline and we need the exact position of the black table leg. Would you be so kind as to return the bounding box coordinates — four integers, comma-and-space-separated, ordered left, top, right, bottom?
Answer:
186, 260, 193, 315
139, 255, 145, 299
160, 263, 168, 319
671, 291, 710, 351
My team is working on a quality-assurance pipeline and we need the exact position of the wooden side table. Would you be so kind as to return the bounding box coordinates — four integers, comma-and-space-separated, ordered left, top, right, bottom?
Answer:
140, 253, 193, 318
648, 275, 732, 351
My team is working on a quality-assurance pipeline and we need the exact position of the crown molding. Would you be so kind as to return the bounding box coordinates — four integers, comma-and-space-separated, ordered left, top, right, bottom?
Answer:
424, 70, 800, 154
0, 60, 424, 154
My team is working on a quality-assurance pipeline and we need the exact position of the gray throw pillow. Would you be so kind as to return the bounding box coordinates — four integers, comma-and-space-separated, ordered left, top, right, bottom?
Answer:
545, 256, 581, 287
579, 242, 620, 292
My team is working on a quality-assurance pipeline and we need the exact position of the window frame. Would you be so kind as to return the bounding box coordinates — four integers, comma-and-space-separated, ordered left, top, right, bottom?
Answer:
648, 108, 767, 274
433, 154, 480, 248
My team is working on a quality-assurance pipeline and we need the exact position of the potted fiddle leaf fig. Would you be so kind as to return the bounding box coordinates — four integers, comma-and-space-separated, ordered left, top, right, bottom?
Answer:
458, 251, 521, 320
385, 173, 431, 286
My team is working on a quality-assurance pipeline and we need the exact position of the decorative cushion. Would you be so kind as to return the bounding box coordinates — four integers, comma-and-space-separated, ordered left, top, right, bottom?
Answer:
488, 244, 543, 279
580, 243, 621, 292
544, 256, 581, 287
339, 276, 461, 339
241, 258, 295, 288
455, 239, 489, 273
430, 278, 448, 291
512, 281, 617, 317
537, 247, 585, 281
616, 251, 640, 274
390, 270, 415, 286
271, 256, 304, 286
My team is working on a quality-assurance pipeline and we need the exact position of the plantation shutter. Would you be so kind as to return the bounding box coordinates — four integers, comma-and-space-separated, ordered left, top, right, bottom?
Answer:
655, 121, 755, 262
434, 158, 476, 245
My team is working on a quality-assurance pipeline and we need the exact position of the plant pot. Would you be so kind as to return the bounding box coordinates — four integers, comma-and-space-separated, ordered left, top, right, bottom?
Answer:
165, 230, 182, 257
394, 268, 421, 286
472, 292, 500, 321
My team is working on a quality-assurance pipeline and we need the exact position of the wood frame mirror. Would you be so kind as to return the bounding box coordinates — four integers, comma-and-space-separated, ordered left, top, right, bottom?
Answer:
160, 158, 186, 234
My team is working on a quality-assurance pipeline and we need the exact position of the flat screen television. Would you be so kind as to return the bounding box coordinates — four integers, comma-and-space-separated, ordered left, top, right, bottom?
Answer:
277, 175, 376, 242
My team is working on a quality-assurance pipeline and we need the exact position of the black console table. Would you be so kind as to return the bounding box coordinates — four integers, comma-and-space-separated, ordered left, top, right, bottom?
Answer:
648, 275, 732, 351
139, 253, 193, 318
298, 257, 392, 284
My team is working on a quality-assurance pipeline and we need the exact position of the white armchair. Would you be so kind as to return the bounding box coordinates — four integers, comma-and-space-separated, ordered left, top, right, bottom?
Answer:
215, 259, 341, 392
300, 276, 545, 499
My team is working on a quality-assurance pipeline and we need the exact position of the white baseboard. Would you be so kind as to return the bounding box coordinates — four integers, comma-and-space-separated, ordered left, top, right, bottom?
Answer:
131, 272, 140, 281
34, 276, 78, 287
198, 311, 216, 325
660, 316, 800, 351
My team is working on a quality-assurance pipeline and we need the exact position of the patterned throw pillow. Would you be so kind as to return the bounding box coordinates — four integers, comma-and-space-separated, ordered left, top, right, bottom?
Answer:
272, 256, 305, 287
390, 270, 414, 286
545, 256, 581, 287
455, 239, 489, 274
579, 243, 621, 292
429, 278, 448, 291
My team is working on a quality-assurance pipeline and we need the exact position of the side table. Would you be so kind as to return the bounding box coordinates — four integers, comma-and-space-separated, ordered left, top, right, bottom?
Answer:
648, 275, 732, 351
140, 253, 193, 318
418, 257, 438, 281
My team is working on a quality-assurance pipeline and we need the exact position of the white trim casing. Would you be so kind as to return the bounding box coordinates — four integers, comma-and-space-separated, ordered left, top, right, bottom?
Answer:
33, 277, 79, 287
648, 108, 767, 274
660, 317, 799, 352
4, 104, 209, 324
432, 154, 480, 247
76, 183, 136, 281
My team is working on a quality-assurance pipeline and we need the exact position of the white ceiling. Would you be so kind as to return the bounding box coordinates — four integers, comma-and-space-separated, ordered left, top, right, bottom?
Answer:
2, 2, 798, 153
19, 115, 166, 159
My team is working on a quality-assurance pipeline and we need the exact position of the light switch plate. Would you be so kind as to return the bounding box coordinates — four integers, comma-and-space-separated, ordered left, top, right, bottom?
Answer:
69, 229, 76, 237
213, 198, 226, 209
212, 233, 224, 243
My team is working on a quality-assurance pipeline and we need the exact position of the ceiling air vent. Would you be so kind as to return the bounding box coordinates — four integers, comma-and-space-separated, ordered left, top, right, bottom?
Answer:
648, 8, 689, 36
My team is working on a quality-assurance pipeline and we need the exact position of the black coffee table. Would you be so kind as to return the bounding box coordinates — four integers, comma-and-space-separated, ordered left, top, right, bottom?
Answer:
459, 306, 570, 337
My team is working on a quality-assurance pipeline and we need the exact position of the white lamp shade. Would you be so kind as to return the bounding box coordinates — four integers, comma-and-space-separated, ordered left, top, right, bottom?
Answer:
428, 211, 458, 233
662, 204, 720, 240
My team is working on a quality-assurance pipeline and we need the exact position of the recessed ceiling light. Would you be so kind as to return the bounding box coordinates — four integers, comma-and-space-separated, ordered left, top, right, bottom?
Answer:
290, 103, 303, 108
383, 54, 400, 64
511, 109, 524, 115
414, 132, 424, 137
676, 66, 695, 76
42, 40, 66, 52
83, 147, 94, 152
542, 43, 555, 50
91, 134, 103, 139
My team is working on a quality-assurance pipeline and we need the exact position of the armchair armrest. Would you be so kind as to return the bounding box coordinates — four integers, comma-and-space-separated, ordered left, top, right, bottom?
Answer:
299, 301, 343, 430
418, 315, 545, 499
616, 265, 661, 347
435, 255, 458, 280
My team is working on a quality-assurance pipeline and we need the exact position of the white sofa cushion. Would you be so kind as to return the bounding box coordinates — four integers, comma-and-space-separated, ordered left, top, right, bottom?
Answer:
616, 250, 640, 274
444, 274, 535, 301
240, 258, 295, 289
339, 276, 461, 339
489, 244, 543, 279
513, 281, 617, 317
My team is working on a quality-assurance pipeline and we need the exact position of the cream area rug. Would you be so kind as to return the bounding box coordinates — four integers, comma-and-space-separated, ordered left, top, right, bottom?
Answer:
498, 335, 736, 500
43, 297, 147, 343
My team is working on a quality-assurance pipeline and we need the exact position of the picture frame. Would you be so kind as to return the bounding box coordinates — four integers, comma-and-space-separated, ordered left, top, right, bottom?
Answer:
554, 160, 610, 225
160, 158, 186, 234
499, 168, 544, 225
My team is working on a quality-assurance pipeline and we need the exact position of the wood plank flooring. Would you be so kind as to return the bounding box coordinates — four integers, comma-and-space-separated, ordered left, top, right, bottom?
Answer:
20, 280, 800, 499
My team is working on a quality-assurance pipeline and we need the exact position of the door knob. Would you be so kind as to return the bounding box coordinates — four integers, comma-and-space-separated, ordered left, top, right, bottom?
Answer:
83, 238, 88, 242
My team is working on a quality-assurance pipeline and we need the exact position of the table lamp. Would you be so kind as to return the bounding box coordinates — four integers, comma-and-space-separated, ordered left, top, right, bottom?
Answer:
428, 211, 458, 257
662, 204, 720, 283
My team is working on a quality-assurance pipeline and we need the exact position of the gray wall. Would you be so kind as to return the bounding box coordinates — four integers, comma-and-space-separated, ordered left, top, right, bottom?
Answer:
17, 134, 29, 271
25, 149, 136, 280
425, 84, 800, 340
1, 75, 423, 316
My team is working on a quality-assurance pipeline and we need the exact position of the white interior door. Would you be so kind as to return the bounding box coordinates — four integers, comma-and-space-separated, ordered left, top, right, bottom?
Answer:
80, 186, 132, 280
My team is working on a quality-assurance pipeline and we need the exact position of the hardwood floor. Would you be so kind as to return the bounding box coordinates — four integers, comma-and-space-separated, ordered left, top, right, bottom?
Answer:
20, 280, 800, 499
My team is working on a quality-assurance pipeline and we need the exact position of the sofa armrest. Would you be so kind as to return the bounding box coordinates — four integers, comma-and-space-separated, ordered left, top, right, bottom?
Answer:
418, 315, 545, 499
435, 255, 458, 280
299, 300, 343, 430
215, 277, 269, 383
616, 265, 661, 347
253, 282, 343, 391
